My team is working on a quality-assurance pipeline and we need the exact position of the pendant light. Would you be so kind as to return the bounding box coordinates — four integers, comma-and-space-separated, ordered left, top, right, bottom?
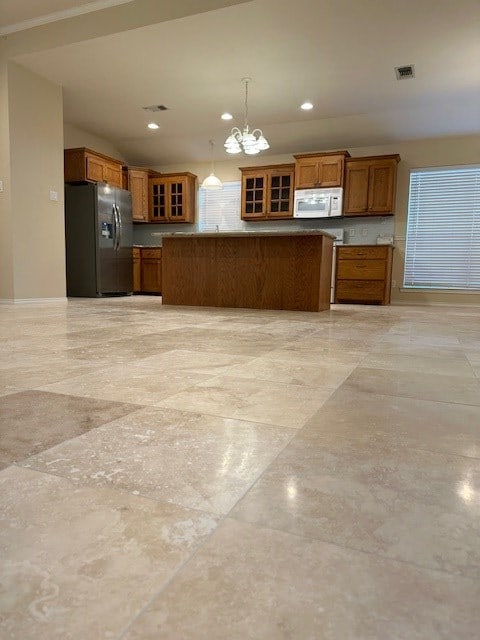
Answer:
201, 139, 223, 190
224, 77, 270, 155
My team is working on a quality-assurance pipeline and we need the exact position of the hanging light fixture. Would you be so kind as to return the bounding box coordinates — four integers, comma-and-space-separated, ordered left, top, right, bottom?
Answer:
201, 139, 223, 190
224, 78, 270, 155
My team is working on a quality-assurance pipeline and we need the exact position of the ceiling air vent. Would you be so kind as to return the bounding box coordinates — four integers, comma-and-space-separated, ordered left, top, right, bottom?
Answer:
142, 105, 169, 112
395, 65, 415, 80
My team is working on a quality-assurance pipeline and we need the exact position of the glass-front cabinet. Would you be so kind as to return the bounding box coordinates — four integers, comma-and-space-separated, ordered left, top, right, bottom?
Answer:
149, 173, 197, 223
240, 164, 295, 220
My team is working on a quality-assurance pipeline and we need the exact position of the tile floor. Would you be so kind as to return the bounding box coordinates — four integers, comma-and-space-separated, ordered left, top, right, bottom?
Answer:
1, 297, 479, 639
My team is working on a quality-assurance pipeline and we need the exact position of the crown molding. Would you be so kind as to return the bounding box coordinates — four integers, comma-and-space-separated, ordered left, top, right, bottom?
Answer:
0, 0, 134, 36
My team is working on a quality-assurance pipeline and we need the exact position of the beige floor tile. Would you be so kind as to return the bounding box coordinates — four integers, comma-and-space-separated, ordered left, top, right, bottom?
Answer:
302, 387, 480, 459
0, 390, 140, 465
156, 375, 335, 428
136, 348, 253, 376
0, 466, 219, 640
122, 518, 480, 640
223, 355, 355, 387
231, 436, 480, 577
343, 366, 480, 405
361, 352, 474, 377
39, 364, 216, 405
22, 406, 294, 514
3, 298, 480, 638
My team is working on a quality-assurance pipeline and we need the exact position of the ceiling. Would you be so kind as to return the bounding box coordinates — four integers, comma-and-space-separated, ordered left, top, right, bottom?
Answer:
0, 0, 133, 34
12, 0, 480, 165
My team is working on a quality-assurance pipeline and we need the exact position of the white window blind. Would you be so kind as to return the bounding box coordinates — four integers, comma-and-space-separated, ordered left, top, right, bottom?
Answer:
404, 166, 480, 290
198, 181, 244, 232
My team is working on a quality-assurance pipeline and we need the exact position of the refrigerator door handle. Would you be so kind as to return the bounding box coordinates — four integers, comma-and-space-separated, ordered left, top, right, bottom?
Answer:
116, 204, 122, 250
112, 203, 118, 251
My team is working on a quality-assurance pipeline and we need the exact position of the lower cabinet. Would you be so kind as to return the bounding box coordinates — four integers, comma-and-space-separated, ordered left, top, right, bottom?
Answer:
335, 245, 393, 305
133, 247, 141, 292
133, 247, 162, 294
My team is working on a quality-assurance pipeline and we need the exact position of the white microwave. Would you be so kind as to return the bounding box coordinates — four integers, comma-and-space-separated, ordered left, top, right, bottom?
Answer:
293, 187, 343, 218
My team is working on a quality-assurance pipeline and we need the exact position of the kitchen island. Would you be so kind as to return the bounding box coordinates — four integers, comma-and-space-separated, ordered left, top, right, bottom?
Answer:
161, 230, 334, 312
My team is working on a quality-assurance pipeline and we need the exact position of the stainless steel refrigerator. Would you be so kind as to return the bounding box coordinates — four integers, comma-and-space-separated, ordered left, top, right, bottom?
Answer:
65, 183, 133, 297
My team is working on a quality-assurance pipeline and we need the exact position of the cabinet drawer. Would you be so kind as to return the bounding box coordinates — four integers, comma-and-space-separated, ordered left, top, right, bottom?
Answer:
337, 259, 386, 280
335, 280, 385, 301
337, 246, 388, 260
142, 248, 162, 259
133, 247, 141, 258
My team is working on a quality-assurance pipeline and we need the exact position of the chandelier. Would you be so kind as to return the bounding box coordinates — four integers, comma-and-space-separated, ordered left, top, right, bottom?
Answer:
224, 78, 270, 155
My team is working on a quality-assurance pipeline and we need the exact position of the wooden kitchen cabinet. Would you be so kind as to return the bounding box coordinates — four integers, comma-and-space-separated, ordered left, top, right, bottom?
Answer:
293, 151, 350, 189
343, 155, 400, 216
64, 148, 123, 188
133, 247, 162, 294
240, 164, 295, 220
133, 247, 141, 292
141, 248, 162, 293
334, 245, 393, 305
123, 167, 150, 222
149, 173, 197, 223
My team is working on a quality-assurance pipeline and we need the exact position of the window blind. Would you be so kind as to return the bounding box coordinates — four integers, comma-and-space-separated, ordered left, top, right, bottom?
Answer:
404, 166, 480, 290
198, 181, 244, 232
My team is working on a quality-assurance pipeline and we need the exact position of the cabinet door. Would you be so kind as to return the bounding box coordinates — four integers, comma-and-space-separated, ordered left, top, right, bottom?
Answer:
141, 251, 162, 293
103, 162, 122, 188
85, 155, 104, 183
294, 159, 318, 189
368, 161, 396, 213
129, 170, 149, 221
241, 173, 267, 219
150, 179, 167, 222
267, 169, 294, 218
133, 248, 141, 292
343, 162, 370, 215
317, 155, 344, 187
168, 179, 188, 221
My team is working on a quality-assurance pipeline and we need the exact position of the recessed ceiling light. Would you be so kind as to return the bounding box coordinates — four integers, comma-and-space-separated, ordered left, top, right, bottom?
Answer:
300, 102, 313, 110
221, 112, 233, 120
147, 122, 159, 130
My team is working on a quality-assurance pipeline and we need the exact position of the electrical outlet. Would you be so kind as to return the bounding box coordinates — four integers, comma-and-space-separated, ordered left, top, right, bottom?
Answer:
49, 190, 58, 201
361, 228, 368, 236
348, 228, 355, 237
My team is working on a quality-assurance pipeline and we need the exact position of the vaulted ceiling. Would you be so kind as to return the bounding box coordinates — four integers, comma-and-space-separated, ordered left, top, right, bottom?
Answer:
8, 0, 480, 165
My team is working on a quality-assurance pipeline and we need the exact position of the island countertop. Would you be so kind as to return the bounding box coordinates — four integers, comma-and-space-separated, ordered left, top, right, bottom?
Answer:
153, 229, 336, 239
161, 231, 334, 312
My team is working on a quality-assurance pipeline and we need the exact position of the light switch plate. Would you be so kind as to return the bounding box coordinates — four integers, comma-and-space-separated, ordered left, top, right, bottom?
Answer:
0, 179, 4, 193
348, 228, 355, 237
49, 190, 58, 201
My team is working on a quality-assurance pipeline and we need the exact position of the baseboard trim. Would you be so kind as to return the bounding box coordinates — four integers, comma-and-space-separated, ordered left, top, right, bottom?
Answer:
0, 297, 67, 305
391, 300, 480, 308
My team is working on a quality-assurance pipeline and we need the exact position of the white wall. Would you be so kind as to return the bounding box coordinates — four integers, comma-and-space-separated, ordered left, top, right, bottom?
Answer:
0, 58, 14, 299
64, 123, 126, 162
6, 62, 65, 300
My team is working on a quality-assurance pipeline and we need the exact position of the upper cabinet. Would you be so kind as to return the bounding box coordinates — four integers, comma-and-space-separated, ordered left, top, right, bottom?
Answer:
64, 148, 123, 189
293, 151, 350, 189
149, 172, 197, 223
343, 155, 400, 216
240, 164, 295, 220
123, 167, 151, 222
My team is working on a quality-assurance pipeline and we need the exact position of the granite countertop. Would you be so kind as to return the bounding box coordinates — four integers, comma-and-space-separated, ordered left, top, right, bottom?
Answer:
156, 230, 336, 239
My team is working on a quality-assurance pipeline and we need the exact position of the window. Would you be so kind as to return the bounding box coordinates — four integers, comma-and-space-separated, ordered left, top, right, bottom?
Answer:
404, 166, 480, 291
198, 181, 244, 232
